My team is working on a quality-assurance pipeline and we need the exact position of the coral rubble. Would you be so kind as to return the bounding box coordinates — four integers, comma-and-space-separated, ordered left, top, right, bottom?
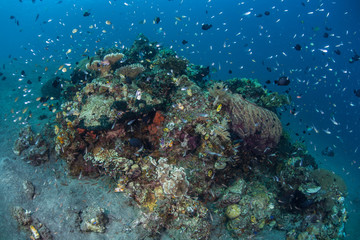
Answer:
13, 126, 49, 166
11, 206, 53, 240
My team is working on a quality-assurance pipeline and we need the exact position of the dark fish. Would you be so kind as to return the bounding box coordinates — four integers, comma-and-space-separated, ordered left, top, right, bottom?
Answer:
129, 138, 143, 148
38, 76, 42, 82
275, 76, 290, 86
182, 40, 188, 45
154, 17, 160, 24
266, 67, 272, 72
264, 11, 270, 16
325, 26, 332, 31
294, 44, 302, 51
27, 80, 32, 84
334, 49, 341, 55
57, 0, 63, 3
19, 0, 22, 2
10, 16, 15, 20
256, 14, 263, 17
1, 76, 6, 81
228, 70, 232, 74
0, 72, 2, 76
16, 20, 19, 26
265, 80, 271, 84
21, 70, 26, 76
354, 89, 360, 97
201, 24, 212, 30
323, 32, 329, 38
349, 50, 360, 63
39, 96, 48, 103
35, 14, 39, 22
32, 0, 35, 3
286, 122, 290, 126
301, 2, 305, 6
83, 11, 91, 17
52, 78, 60, 88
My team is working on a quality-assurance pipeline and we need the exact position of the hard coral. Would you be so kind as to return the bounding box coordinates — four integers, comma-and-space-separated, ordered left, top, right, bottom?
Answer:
86, 53, 124, 77
229, 94, 282, 153
156, 157, 189, 198
116, 63, 145, 79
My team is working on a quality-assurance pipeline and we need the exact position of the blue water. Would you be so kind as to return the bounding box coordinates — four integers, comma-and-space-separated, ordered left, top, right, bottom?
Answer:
1, 0, 359, 238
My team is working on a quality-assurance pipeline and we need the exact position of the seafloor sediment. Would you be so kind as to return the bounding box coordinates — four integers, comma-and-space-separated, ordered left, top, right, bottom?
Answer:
10, 34, 347, 240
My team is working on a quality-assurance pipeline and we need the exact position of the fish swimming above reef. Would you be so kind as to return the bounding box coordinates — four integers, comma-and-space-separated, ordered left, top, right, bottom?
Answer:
334, 49, 341, 55
349, 49, 360, 63
275, 76, 290, 86
83, 11, 91, 17
201, 24, 212, 30
354, 89, 360, 97
153, 17, 160, 24
182, 40, 188, 45
294, 44, 302, 51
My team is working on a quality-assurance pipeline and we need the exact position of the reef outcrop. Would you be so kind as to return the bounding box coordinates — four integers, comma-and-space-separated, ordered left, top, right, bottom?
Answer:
45, 34, 347, 239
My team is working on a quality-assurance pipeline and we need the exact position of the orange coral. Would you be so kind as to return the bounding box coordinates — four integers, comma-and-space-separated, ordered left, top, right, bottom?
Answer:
147, 111, 165, 135
153, 111, 165, 125
77, 128, 86, 134
86, 131, 97, 140
148, 124, 159, 135
106, 128, 125, 140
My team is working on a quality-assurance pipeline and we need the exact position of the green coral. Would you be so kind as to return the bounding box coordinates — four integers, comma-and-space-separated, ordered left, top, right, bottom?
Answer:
259, 92, 290, 108
153, 49, 188, 76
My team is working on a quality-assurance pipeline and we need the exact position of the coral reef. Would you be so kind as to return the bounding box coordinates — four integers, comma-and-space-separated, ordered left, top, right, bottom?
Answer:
48, 35, 347, 239
218, 179, 276, 236
13, 126, 49, 165
225, 77, 290, 109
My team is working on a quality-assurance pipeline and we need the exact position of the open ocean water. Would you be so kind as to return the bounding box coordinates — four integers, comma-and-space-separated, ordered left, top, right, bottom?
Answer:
0, 0, 359, 239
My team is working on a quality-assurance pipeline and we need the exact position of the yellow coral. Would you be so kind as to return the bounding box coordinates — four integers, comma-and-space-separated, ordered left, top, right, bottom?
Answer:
57, 136, 64, 144
143, 192, 157, 212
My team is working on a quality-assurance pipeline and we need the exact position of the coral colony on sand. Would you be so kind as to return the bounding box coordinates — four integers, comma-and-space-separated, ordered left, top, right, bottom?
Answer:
14, 34, 347, 239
